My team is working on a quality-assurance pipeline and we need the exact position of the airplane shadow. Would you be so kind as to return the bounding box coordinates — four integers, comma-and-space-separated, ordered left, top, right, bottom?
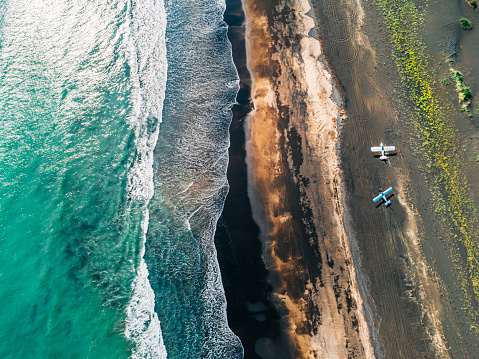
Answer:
373, 152, 398, 161
375, 193, 395, 208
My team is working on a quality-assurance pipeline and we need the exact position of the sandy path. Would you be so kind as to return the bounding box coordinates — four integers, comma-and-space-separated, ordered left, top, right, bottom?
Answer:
307, 0, 453, 357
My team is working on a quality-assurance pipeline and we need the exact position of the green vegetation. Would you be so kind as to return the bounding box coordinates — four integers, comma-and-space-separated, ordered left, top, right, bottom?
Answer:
468, 153, 479, 162
461, 18, 473, 30
461, 88, 473, 102
377, 0, 479, 321
466, 0, 477, 9
450, 69, 473, 114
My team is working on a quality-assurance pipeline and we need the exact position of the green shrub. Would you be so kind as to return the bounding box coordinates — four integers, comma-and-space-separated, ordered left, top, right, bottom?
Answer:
461, 87, 473, 102
461, 18, 473, 30
466, 0, 477, 9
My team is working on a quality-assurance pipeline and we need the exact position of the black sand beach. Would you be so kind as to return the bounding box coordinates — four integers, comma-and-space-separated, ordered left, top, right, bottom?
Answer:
217, 0, 479, 357
310, 1, 434, 356
227, 0, 377, 356
215, 1, 293, 358
311, 0, 479, 357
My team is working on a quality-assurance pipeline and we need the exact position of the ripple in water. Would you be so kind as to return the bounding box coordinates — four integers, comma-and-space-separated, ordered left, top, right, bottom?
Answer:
0, 0, 167, 357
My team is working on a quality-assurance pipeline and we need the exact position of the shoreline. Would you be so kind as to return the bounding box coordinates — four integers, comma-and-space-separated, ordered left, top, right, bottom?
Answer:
216, 0, 294, 357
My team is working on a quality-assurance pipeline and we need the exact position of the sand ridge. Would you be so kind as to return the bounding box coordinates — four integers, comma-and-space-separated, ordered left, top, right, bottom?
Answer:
243, 0, 376, 356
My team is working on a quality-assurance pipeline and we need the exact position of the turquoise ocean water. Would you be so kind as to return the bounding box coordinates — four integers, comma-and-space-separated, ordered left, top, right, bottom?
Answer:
0, 0, 241, 357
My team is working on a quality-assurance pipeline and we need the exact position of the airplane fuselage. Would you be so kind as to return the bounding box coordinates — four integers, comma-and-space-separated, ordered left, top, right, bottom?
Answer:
377, 189, 391, 206
379, 143, 386, 158
373, 187, 393, 206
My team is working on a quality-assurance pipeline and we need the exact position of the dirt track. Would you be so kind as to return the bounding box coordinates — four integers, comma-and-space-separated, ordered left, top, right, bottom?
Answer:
312, 0, 479, 357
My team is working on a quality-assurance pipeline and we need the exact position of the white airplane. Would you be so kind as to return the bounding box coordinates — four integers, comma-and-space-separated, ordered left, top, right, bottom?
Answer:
373, 187, 393, 206
371, 143, 395, 160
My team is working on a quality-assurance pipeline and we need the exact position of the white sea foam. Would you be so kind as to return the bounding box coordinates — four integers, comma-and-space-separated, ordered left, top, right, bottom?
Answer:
141, 0, 243, 356
125, 212, 167, 358
122, 0, 168, 357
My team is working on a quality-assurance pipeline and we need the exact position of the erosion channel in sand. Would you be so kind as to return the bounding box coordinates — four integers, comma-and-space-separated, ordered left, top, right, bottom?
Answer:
242, 0, 375, 356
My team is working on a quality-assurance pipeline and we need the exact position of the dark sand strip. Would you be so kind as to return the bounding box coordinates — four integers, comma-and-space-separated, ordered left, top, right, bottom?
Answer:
215, 1, 294, 358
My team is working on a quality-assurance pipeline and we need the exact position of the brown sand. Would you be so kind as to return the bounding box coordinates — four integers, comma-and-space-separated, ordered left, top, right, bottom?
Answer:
243, 0, 375, 357
216, 1, 294, 357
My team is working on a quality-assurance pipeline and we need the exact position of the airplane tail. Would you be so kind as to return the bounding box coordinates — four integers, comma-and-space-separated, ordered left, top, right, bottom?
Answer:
385, 200, 391, 206
380, 155, 388, 160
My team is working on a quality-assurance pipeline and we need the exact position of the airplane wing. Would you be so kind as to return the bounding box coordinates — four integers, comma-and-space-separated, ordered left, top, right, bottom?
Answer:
371, 147, 382, 152
383, 146, 395, 151
373, 194, 383, 203
383, 187, 393, 196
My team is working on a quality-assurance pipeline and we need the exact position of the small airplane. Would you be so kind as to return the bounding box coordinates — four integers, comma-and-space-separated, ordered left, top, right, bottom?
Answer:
373, 187, 393, 206
371, 143, 395, 160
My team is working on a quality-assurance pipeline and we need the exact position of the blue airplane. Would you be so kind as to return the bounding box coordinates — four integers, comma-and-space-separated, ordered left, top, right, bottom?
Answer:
373, 187, 393, 206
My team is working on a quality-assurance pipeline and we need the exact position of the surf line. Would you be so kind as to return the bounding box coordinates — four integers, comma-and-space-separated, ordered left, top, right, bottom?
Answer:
242, 0, 378, 356
122, 0, 168, 357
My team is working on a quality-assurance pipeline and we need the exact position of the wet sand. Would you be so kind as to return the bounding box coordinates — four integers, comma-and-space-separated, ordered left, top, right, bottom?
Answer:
215, 0, 294, 358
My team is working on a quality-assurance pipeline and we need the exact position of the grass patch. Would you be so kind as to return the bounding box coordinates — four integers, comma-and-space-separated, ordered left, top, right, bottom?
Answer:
461, 88, 473, 102
468, 154, 479, 162
450, 69, 473, 113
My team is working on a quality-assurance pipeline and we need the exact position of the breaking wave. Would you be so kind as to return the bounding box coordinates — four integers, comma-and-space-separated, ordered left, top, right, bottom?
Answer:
123, 0, 168, 357
143, 0, 244, 357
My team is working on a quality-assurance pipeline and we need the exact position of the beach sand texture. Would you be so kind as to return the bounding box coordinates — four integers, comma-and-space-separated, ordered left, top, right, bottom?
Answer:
220, 0, 479, 357
309, 0, 453, 357
312, 0, 479, 357
243, 0, 375, 356
237, 0, 470, 357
